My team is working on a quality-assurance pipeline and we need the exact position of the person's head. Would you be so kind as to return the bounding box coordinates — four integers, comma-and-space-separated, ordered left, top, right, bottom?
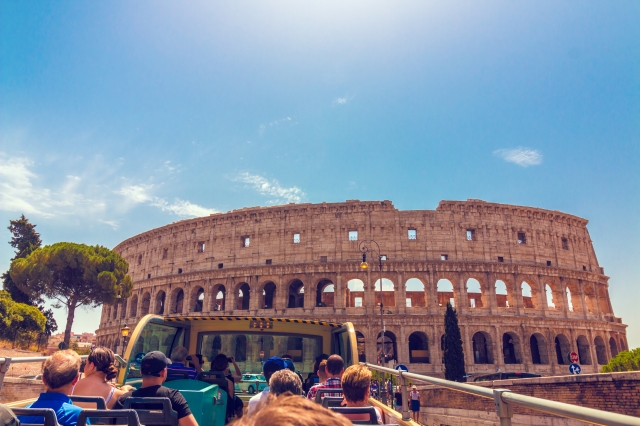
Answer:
325, 354, 344, 378
42, 350, 81, 392
283, 359, 295, 372
86, 347, 118, 381
281, 354, 292, 360
140, 351, 172, 384
312, 354, 329, 375
317, 360, 328, 383
262, 356, 285, 382
211, 353, 230, 372
269, 369, 303, 396
170, 346, 189, 364
412, 385, 417, 391
341, 364, 372, 404
231, 394, 352, 426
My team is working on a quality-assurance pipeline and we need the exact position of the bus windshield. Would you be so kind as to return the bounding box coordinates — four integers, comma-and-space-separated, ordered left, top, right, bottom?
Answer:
126, 322, 186, 380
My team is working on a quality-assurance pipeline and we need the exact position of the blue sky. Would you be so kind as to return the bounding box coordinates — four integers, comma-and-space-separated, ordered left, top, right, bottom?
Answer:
1, 1, 638, 346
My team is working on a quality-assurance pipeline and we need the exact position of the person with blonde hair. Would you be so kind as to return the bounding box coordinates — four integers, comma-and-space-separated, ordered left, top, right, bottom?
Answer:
71, 347, 131, 408
269, 369, 303, 396
341, 364, 383, 424
17, 350, 84, 426
230, 393, 351, 426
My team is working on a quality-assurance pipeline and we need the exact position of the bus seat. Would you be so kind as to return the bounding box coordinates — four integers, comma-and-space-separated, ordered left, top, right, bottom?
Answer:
197, 371, 228, 389
69, 395, 107, 409
329, 406, 377, 424
166, 371, 190, 382
314, 388, 343, 403
122, 397, 178, 426
11, 408, 59, 426
321, 397, 344, 408
76, 409, 140, 426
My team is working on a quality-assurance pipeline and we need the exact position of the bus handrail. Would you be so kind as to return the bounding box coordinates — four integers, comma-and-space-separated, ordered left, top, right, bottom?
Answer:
0, 356, 89, 392
361, 362, 640, 426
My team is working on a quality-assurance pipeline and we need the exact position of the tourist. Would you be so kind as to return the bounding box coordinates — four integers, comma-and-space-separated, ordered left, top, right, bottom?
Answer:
306, 354, 344, 401
410, 385, 421, 422
317, 359, 328, 384
370, 380, 378, 399
303, 354, 328, 394
0, 403, 19, 426
210, 353, 244, 418
269, 369, 303, 396
16, 350, 84, 426
340, 364, 383, 424
247, 356, 285, 414
281, 353, 304, 384
72, 347, 132, 408
167, 346, 201, 379
230, 393, 352, 426
112, 351, 197, 426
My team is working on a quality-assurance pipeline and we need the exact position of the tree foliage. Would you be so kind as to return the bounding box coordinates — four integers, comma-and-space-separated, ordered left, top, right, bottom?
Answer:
0, 290, 46, 346
443, 302, 466, 381
601, 348, 640, 373
10, 242, 132, 347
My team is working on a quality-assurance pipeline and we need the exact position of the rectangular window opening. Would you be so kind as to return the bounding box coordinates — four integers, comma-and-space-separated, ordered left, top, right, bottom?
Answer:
466, 229, 475, 241
354, 297, 363, 307
406, 298, 412, 307
320, 256, 328, 263
266, 259, 272, 265
517, 232, 526, 244
177, 268, 183, 274
470, 299, 476, 308
348, 230, 358, 241
498, 256, 504, 263
147, 274, 151, 279
582, 265, 587, 271
293, 233, 301, 244
408, 229, 417, 240
197, 242, 205, 253
242, 237, 250, 248
218, 263, 224, 269
546, 260, 552, 266
162, 248, 168, 260
562, 237, 569, 250
380, 255, 387, 261
441, 254, 448, 261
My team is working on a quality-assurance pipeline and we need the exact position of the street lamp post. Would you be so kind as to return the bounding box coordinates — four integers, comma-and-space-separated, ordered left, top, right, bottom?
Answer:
120, 324, 130, 357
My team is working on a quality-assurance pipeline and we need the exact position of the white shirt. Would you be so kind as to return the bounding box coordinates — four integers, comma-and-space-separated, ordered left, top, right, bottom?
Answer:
247, 386, 270, 414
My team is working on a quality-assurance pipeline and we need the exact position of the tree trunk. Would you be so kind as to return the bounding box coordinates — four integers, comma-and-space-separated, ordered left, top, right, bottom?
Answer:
63, 302, 77, 349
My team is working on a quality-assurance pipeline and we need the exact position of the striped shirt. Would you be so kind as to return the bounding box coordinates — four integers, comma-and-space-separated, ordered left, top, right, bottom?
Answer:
167, 362, 197, 380
306, 377, 342, 400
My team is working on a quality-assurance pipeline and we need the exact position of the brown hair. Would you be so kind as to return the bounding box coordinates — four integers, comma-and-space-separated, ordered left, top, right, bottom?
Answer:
269, 369, 302, 396
88, 347, 118, 380
341, 364, 371, 403
325, 354, 344, 376
229, 393, 351, 426
42, 350, 81, 390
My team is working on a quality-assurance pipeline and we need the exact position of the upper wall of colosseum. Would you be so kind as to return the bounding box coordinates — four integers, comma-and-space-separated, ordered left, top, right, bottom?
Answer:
114, 199, 602, 282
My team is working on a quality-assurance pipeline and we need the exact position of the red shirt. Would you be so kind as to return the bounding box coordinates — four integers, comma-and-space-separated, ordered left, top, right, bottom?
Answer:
307, 377, 342, 400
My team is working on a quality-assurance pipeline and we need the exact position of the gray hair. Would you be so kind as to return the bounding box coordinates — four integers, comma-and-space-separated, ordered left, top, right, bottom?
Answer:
170, 346, 188, 363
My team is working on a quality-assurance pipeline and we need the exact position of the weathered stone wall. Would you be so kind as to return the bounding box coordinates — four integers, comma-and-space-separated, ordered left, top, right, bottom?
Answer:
96, 200, 627, 377
0, 377, 43, 403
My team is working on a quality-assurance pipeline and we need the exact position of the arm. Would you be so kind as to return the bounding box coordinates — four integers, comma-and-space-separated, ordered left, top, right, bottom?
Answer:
227, 378, 234, 399
229, 357, 242, 380
178, 414, 198, 426
188, 355, 204, 373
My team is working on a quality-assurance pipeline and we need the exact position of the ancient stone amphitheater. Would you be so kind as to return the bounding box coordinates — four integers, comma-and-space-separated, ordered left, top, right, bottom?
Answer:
97, 199, 627, 377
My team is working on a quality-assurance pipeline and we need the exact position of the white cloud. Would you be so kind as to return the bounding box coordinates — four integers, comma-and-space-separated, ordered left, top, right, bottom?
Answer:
0, 154, 52, 216
258, 117, 296, 136
116, 184, 154, 203
116, 183, 218, 217
333, 94, 355, 106
493, 147, 543, 167
99, 219, 120, 230
233, 172, 305, 204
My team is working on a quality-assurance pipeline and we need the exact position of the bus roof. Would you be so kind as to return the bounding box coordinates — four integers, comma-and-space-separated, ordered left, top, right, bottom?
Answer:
162, 315, 342, 327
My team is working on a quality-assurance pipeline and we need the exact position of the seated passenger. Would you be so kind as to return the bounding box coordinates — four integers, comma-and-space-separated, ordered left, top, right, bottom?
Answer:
316, 360, 328, 385
17, 350, 84, 426
112, 351, 197, 426
231, 394, 351, 426
340, 364, 383, 424
280, 354, 303, 384
211, 354, 243, 418
72, 347, 131, 408
306, 354, 343, 401
247, 356, 285, 414
167, 347, 201, 379
303, 354, 328, 394
269, 369, 303, 396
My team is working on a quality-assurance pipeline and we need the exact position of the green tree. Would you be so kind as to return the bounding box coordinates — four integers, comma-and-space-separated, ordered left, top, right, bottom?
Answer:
601, 348, 640, 373
443, 302, 466, 381
10, 242, 133, 348
2, 215, 43, 305
0, 290, 46, 347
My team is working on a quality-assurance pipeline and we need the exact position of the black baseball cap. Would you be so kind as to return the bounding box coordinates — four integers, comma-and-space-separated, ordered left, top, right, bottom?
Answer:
141, 351, 172, 376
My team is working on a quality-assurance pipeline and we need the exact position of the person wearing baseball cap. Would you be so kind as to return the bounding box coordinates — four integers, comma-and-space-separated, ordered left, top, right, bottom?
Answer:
112, 352, 197, 426
247, 356, 286, 414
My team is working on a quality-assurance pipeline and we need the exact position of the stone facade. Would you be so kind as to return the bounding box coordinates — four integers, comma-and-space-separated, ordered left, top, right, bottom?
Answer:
96, 199, 627, 376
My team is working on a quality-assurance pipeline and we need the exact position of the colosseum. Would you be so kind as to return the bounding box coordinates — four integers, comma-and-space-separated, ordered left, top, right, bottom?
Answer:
97, 199, 628, 377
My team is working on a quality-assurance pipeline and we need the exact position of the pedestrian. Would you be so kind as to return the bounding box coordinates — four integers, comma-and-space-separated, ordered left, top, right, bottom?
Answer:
410, 385, 421, 422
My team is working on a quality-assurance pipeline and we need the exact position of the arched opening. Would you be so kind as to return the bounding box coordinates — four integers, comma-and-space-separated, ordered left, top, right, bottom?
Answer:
316, 279, 334, 307
408, 332, 430, 363
237, 283, 250, 310
502, 332, 521, 364
149, 335, 159, 352
356, 331, 366, 362
212, 285, 226, 311
405, 278, 425, 308
208, 335, 222, 362
555, 334, 571, 365
472, 332, 493, 364
260, 335, 274, 359
346, 279, 365, 308
584, 286, 598, 314
599, 288, 611, 314
466, 278, 484, 308
530, 333, 549, 365
194, 287, 205, 312
620, 340, 627, 352
594, 336, 607, 365
172, 289, 184, 314
495, 280, 509, 308
377, 331, 397, 363
262, 282, 276, 309
437, 279, 455, 307
609, 337, 618, 358
566, 287, 574, 312
287, 337, 303, 362
129, 295, 138, 318
155, 291, 166, 315
120, 299, 127, 319
374, 278, 396, 308
287, 280, 305, 308
235, 335, 247, 362
577, 335, 592, 365
141, 292, 151, 315
545, 284, 556, 309
521, 282, 535, 308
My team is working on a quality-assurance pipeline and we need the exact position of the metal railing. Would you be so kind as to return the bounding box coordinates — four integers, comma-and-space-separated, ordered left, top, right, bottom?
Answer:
0, 356, 90, 393
362, 363, 640, 426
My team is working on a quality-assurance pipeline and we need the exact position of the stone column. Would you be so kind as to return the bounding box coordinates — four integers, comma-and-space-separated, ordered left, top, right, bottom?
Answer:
456, 273, 466, 314
513, 274, 524, 315
486, 272, 497, 313
227, 279, 237, 315
335, 272, 344, 311
249, 277, 260, 312
396, 270, 405, 314
427, 270, 437, 311
494, 325, 504, 371
578, 280, 589, 320
559, 278, 569, 318
537, 275, 547, 315
182, 283, 191, 315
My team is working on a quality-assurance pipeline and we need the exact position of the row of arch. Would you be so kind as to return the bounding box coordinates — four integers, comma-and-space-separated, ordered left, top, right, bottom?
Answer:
104, 276, 611, 321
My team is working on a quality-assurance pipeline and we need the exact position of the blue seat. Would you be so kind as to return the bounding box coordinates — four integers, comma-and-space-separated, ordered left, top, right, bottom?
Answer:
11, 408, 59, 426
76, 409, 139, 426
322, 397, 344, 408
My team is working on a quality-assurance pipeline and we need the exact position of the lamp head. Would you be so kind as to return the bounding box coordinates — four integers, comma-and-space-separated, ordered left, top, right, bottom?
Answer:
121, 324, 130, 338
360, 253, 369, 270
